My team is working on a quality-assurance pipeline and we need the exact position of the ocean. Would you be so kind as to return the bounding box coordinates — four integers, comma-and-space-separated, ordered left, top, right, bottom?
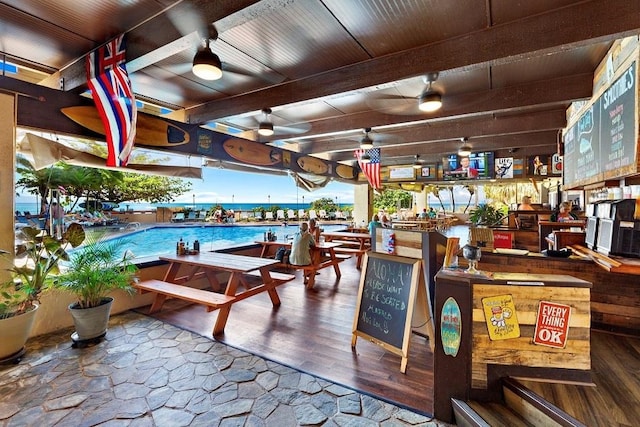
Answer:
15, 201, 353, 215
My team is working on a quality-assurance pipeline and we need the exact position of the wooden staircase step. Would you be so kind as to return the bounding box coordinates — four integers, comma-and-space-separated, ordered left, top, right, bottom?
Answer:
467, 400, 534, 427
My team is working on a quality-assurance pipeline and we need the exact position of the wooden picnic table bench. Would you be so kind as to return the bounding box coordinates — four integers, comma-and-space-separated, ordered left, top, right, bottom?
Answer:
135, 252, 294, 335
255, 240, 346, 289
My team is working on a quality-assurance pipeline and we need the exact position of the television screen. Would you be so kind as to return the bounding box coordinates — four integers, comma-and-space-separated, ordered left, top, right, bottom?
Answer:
443, 152, 493, 180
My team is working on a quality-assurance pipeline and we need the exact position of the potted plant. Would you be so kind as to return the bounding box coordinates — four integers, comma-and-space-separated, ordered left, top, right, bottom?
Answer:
52, 232, 137, 343
468, 203, 506, 227
0, 223, 85, 361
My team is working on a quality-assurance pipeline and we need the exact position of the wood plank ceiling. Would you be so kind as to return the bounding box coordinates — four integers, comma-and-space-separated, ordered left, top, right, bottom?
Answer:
1, 0, 638, 168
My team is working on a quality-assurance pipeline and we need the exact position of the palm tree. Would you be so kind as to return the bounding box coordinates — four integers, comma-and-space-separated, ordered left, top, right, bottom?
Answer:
16, 155, 65, 214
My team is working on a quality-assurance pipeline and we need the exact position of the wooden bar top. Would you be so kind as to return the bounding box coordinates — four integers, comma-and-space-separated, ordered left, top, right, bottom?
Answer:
437, 268, 592, 287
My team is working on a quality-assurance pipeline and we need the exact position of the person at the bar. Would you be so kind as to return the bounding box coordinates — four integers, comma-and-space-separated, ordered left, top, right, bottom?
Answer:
550, 201, 579, 222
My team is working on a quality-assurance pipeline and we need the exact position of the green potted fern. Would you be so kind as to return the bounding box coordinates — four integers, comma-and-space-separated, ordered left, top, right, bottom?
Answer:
52, 232, 137, 343
1, 223, 85, 361
468, 203, 506, 227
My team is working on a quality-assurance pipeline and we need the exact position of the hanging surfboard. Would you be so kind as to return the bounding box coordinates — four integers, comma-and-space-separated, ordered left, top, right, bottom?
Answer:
223, 139, 282, 166
61, 106, 190, 147
297, 156, 329, 175
336, 164, 355, 179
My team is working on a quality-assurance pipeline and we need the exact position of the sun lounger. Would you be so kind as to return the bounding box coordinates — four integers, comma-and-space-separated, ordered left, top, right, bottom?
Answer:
171, 212, 185, 222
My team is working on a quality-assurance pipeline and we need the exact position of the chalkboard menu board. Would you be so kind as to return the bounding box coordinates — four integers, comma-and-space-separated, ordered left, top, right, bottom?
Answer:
351, 252, 422, 373
564, 61, 637, 187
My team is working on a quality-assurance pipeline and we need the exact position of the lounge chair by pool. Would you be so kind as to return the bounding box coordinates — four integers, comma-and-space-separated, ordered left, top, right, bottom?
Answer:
171, 212, 185, 222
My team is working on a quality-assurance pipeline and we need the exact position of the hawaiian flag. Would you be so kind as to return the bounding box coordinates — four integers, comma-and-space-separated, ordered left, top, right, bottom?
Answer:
355, 148, 381, 190
86, 34, 137, 167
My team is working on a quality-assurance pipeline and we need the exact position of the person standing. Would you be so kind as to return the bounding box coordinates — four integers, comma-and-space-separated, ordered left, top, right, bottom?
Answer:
51, 201, 65, 238
368, 214, 382, 235
308, 217, 321, 242
289, 222, 316, 285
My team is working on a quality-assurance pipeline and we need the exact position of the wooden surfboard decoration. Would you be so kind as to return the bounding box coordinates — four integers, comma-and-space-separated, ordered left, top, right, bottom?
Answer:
61, 106, 190, 147
336, 164, 355, 179
297, 156, 329, 175
223, 139, 282, 166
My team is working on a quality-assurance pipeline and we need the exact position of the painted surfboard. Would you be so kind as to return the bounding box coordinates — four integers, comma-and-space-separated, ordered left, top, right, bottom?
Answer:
336, 164, 355, 179
223, 138, 282, 166
297, 156, 328, 175
61, 106, 190, 147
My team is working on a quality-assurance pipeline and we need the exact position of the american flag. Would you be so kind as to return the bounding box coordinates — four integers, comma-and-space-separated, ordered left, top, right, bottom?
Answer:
354, 148, 381, 190
86, 34, 137, 167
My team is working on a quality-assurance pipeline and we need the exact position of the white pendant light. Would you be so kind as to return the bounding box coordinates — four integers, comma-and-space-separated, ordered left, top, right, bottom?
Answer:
258, 108, 275, 136
458, 137, 472, 157
418, 73, 442, 112
192, 40, 222, 80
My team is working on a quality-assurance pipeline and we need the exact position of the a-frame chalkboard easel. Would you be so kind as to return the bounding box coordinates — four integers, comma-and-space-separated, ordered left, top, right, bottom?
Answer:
351, 252, 434, 373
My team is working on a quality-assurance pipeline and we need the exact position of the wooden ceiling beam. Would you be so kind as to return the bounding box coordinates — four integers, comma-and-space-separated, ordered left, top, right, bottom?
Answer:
331, 131, 558, 163
186, 0, 640, 123
39, 0, 261, 91
305, 109, 567, 155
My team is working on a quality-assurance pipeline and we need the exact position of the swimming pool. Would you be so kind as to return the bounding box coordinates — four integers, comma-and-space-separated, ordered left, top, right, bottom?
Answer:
89, 224, 348, 260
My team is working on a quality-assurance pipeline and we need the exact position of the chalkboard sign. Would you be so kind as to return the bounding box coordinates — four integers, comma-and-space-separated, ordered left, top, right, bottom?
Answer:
351, 252, 422, 373
563, 60, 637, 187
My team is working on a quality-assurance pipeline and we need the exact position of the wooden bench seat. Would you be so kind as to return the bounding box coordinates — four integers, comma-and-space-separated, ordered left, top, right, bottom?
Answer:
333, 247, 368, 269
135, 279, 235, 314
244, 270, 296, 284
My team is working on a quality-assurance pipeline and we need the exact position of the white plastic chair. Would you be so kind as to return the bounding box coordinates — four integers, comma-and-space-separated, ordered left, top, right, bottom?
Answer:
308, 210, 317, 220
287, 209, 297, 220
265, 211, 274, 221
276, 209, 286, 221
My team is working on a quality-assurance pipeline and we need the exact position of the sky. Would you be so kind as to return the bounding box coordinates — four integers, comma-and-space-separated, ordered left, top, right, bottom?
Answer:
170, 167, 356, 206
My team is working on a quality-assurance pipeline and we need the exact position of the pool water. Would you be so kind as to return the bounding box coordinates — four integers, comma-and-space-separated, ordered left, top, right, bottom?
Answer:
87, 224, 348, 260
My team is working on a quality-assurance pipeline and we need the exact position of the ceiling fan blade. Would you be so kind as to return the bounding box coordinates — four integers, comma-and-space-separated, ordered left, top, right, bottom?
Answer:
222, 63, 286, 85
166, 3, 209, 40
367, 94, 422, 115
274, 122, 311, 135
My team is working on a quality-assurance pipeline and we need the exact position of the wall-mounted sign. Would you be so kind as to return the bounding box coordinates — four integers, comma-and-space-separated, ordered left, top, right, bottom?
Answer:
441, 297, 462, 356
495, 157, 514, 179
482, 295, 520, 340
564, 61, 637, 187
389, 166, 415, 180
533, 301, 571, 348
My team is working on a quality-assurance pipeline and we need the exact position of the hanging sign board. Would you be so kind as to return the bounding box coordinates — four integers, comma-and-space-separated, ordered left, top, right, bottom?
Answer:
351, 252, 423, 373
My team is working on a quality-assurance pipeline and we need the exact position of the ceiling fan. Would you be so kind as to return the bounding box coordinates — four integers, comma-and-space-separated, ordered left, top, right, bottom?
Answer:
367, 72, 443, 115
355, 127, 401, 149
163, 5, 284, 85
229, 108, 311, 140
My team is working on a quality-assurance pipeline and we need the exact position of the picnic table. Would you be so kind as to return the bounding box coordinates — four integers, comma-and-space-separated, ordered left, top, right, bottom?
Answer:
255, 240, 345, 288
135, 252, 294, 335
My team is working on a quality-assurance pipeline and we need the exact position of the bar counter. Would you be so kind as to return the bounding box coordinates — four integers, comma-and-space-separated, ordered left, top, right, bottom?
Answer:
464, 249, 640, 336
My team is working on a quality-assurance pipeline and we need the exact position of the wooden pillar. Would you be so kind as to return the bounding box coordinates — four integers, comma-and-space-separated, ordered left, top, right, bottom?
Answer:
352, 184, 373, 227
0, 92, 16, 279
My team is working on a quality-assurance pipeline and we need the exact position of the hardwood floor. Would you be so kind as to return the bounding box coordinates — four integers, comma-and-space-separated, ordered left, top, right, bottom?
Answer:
140, 256, 436, 415
520, 330, 640, 427
138, 252, 640, 424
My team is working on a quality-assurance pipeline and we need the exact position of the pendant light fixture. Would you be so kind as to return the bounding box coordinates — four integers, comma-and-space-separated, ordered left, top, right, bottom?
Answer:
192, 26, 223, 80
258, 108, 275, 136
458, 137, 472, 157
418, 73, 442, 112
360, 128, 374, 149
413, 154, 422, 169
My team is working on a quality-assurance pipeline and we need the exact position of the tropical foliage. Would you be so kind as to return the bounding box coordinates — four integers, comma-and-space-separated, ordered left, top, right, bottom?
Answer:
16, 156, 192, 210
373, 189, 412, 214
468, 203, 507, 226
52, 232, 137, 309
0, 223, 86, 318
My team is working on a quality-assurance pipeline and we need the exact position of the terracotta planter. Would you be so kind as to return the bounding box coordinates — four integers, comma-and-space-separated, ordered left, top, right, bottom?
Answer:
68, 297, 113, 341
0, 303, 39, 362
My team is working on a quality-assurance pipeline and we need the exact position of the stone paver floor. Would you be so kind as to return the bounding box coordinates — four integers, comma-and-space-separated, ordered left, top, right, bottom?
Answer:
0, 311, 452, 426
